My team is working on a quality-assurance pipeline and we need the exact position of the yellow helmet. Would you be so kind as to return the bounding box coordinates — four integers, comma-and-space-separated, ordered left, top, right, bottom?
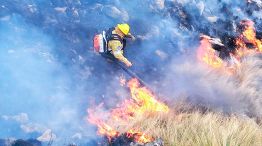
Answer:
117, 23, 130, 35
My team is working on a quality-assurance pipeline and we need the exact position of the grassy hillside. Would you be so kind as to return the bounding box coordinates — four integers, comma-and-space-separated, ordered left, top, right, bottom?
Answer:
115, 107, 262, 146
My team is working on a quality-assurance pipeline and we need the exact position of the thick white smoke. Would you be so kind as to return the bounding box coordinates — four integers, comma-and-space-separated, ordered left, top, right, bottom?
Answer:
161, 54, 262, 117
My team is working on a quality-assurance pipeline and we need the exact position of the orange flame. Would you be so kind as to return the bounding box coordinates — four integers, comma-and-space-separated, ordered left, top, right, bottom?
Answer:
127, 78, 169, 114
197, 36, 224, 68
127, 129, 154, 143
197, 20, 262, 73
88, 107, 119, 140
87, 78, 169, 144
235, 20, 262, 59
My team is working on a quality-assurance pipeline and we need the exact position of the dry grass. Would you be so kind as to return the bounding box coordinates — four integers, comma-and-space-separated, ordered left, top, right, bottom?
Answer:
115, 109, 262, 146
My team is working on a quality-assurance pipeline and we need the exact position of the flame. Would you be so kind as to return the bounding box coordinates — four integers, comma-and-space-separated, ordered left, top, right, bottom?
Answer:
88, 108, 119, 140
127, 129, 154, 143
127, 78, 169, 113
235, 20, 262, 59
197, 36, 224, 68
197, 20, 262, 72
87, 78, 169, 144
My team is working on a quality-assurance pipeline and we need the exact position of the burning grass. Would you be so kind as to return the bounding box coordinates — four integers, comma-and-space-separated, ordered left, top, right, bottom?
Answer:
88, 54, 262, 145
126, 105, 262, 146
88, 19, 262, 145
88, 78, 169, 144
197, 20, 262, 73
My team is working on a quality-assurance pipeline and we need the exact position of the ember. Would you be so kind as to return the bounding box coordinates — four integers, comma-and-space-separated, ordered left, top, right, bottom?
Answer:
88, 78, 169, 144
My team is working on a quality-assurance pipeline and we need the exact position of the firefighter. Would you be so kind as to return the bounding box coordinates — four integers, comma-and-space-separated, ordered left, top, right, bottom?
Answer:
94, 23, 135, 67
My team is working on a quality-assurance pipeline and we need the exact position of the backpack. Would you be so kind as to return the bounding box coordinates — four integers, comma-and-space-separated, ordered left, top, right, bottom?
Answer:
93, 27, 126, 53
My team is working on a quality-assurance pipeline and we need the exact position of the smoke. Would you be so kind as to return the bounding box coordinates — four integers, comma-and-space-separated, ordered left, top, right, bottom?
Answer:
160, 55, 262, 117
149, 0, 262, 118
0, 13, 93, 144
0, 0, 261, 145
